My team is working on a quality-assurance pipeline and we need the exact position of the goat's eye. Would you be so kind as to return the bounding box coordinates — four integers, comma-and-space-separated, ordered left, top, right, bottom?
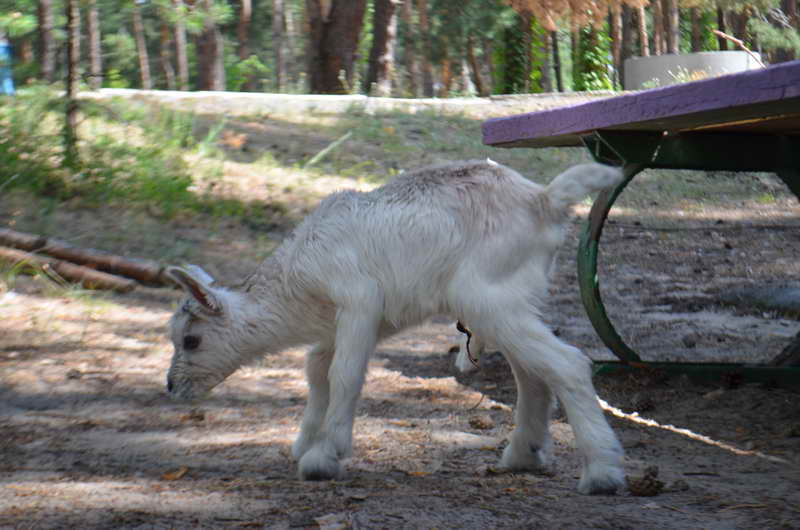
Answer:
183, 335, 201, 350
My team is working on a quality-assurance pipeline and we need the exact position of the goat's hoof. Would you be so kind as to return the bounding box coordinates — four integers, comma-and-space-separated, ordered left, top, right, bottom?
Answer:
577, 464, 626, 495
499, 440, 552, 471
298, 447, 342, 481
291, 436, 313, 460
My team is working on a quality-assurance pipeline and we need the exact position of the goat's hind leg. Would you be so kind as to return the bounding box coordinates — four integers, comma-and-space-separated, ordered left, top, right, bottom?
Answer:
499, 355, 554, 472
496, 317, 625, 495
292, 342, 334, 459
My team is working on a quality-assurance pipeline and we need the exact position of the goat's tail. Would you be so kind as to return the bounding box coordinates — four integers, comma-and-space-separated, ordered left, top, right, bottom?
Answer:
544, 163, 623, 211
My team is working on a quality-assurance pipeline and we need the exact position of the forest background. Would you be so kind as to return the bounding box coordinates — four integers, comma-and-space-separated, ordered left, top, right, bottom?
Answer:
1, 0, 800, 100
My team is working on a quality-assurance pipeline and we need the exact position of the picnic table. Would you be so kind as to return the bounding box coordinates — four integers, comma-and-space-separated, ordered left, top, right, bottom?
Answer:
482, 59, 800, 383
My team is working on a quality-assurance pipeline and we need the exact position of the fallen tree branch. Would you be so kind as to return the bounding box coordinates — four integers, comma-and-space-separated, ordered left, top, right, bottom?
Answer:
712, 30, 767, 68
0, 246, 137, 292
0, 228, 169, 286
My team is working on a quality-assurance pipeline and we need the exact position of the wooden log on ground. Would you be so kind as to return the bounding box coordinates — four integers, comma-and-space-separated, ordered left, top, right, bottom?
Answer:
0, 246, 137, 292
0, 227, 168, 286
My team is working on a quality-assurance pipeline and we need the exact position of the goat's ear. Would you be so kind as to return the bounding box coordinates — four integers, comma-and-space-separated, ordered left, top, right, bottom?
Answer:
166, 266, 223, 316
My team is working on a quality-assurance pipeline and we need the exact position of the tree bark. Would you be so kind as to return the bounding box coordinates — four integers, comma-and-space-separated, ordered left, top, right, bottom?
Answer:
238, 0, 252, 60
0, 228, 167, 286
306, 0, 368, 94
37, 0, 56, 83
365, 0, 398, 96
466, 35, 487, 96
690, 7, 703, 52
0, 246, 137, 293
438, 54, 452, 97
196, 0, 226, 91
160, 23, 176, 90
172, 0, 190, 90
519, 10, 533, 92
417, 0, 434, 97
652, 0, 664, 55
551, 31, 563, 92
483, 37, 495, 93
716, 8, 728, 50
637, 5, 650, 57
273, 0, 285, 91
238, 0, 256, 91
64, 0, 80, 169
132, 3, 152, 89
610, 7, 622, 89
539, 23, 551, 93
664, 0, 680, 54
401, 0, 419, 97
620, 5, 634, 88
87, 0, 103, 90
730, 8, 750, 42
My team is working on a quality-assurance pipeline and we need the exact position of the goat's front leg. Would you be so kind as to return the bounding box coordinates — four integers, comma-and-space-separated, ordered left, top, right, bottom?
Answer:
292, 342, 334, 460
298, 302, 380, 481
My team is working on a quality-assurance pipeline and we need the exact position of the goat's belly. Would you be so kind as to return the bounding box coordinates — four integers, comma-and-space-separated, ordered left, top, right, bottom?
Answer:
381, 289, 449, 328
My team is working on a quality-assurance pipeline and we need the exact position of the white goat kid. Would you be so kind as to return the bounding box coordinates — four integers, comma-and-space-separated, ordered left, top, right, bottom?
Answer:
165, 160, 626, 494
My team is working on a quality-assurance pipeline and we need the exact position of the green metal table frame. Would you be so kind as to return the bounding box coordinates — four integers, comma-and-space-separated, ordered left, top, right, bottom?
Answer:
577, 130, 800, 384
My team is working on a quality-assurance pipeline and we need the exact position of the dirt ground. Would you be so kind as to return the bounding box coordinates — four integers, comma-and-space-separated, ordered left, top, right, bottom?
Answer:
3, 97, 800, 529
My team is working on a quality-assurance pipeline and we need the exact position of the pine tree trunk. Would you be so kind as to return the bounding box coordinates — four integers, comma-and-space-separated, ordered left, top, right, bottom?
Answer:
87, 0, 102, 90
64, 0, 80, 169
652, 0, 664, 55
690, 7, 703, 52
439, 55, 452, 97
284, 1, 299, 86
160, 23, 176, 90
417, 0, 434, 97
365, 0, 398, 96
273, 0, 285, 91
132, 3, 152, 89
172, 0, 189, 90
620, 5, 634, 88
716, 8, 728, 50
538, 23, 551, 92
731, 9, 749, 42
306, 0, 368, 94
238, 0, 256, 90
551, 31, 563, 92
610, 7, 622, 89
37, 0, 56, 83
483, 37, 495, 94
401, 0, 419, 97
637, 5, 650, 57
460, 57, 474, 95
519, 10, 533, 92
196, 0, 226, 91
571, 27, 579, 85
238, 0, 252, 60
664, 0, 680, 54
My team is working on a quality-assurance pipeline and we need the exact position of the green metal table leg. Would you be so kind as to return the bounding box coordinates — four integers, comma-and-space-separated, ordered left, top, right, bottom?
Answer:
577, 163, 646, 363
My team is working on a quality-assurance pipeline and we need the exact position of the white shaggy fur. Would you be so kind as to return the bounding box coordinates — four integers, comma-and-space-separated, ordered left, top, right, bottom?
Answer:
165, 159, 626, 494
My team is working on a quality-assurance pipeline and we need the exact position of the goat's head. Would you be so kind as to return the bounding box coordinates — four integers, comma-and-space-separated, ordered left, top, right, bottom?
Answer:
165, 265, 254, 400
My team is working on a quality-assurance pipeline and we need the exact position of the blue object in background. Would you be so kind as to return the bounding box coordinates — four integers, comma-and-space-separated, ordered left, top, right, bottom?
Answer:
0, 38, 15, 95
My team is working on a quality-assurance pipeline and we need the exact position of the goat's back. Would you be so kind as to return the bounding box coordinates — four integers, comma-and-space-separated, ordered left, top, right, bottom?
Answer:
282, 160, 568, 326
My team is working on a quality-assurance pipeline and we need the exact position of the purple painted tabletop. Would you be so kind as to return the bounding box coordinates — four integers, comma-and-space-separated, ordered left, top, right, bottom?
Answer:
483, 60, 800, 148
